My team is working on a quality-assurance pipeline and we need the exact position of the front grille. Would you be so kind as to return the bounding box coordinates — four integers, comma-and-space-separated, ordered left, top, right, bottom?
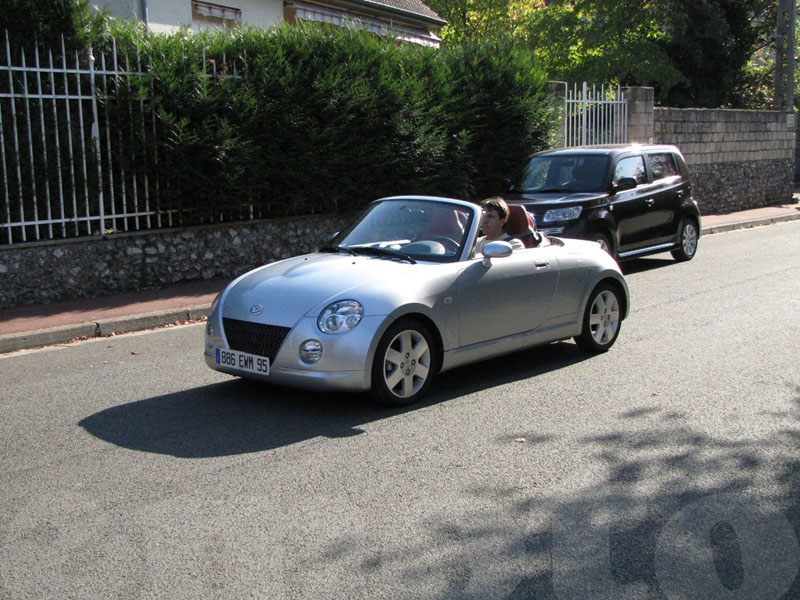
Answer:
222, 318, 291, 361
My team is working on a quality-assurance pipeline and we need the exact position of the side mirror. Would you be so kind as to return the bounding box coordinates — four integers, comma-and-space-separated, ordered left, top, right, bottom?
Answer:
613, 177, 637, 193
482, 240, 513, 268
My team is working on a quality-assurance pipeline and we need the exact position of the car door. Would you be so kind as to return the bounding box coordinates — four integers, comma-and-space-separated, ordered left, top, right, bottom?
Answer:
456, 247, 559, 347
644, 151, 687, 243
609, 154, 655, 251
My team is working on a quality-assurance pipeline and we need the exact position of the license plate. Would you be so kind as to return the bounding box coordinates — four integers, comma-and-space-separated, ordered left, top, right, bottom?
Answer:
215, 347, 270, 376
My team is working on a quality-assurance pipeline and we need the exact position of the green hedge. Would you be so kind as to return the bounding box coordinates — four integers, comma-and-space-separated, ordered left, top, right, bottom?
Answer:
109, 23, 556, 223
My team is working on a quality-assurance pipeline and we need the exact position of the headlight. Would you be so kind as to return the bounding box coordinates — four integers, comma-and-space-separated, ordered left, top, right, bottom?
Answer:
543, 206, 582, 222
317, 300, 363, 334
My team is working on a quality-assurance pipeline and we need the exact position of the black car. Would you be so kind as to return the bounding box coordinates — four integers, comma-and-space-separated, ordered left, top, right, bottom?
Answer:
504, 144, 701, 261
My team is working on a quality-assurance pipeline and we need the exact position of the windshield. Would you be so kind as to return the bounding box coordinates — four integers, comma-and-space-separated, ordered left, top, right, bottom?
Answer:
508, 154, 611, 193
330, 199, 474, 263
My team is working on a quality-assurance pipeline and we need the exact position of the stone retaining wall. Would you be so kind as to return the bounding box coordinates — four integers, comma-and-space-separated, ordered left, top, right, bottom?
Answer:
0, 212, 352, 307
654, 108, 795, 213
624, 87, 796, 213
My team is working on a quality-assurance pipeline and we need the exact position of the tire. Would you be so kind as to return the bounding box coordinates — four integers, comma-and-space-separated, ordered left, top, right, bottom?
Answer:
670, 218, 698, 261
371, 318, 437, 406
574, 282, 622, 353
587, 231, 612, 256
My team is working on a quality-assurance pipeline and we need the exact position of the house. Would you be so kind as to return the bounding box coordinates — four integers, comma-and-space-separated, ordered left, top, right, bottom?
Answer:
98, 0, 446, 46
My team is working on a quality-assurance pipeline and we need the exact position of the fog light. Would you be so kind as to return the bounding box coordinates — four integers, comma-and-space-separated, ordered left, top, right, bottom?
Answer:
299, 339, 323, 364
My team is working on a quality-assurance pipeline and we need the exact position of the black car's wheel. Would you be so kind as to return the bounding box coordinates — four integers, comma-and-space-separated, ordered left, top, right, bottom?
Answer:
371, 318, 437, 406
575, 282, 622, 353
671, 218, 699, 262
587, 231, 612, 256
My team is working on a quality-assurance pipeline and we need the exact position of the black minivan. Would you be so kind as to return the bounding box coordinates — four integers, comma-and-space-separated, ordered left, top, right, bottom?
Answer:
504, 144, 701, 261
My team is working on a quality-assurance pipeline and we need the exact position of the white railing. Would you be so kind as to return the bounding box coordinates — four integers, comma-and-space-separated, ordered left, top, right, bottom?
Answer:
564, 82, 627, 147
0, 33, 245, 246
0, 33, 164, 245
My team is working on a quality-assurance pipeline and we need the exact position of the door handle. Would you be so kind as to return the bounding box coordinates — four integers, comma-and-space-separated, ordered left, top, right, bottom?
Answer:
535, 260, 550, 269
646, 198, 655, 206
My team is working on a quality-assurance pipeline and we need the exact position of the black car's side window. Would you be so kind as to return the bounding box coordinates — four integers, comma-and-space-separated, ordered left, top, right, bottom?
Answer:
647, 153, 679, 180
612, 156, 646, 186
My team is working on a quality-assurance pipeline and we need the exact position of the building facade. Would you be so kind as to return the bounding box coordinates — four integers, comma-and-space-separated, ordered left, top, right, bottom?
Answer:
98, 0, 445, 46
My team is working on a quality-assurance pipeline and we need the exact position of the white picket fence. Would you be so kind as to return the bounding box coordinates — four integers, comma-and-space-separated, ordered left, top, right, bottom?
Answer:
563, 82, 627, 147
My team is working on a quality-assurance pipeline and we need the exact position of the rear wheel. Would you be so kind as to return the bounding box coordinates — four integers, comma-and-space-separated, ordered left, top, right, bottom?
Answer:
371, 318, 437, 406
575, 282, 622, 353
671, 218, 698, 261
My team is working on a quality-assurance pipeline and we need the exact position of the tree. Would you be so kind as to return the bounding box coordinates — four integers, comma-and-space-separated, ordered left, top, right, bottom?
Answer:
658, 0, 770, 107
425, 0, 546, 44
0, 0, 110, 56
521, 0, 685, 96
435, 0, 779, 108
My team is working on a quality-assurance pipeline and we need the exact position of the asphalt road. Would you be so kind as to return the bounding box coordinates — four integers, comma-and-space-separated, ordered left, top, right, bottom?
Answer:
1, 221, 799, 600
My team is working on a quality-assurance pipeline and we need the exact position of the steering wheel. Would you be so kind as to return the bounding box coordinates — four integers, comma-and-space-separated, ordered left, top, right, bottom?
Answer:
431, 236, 460, 253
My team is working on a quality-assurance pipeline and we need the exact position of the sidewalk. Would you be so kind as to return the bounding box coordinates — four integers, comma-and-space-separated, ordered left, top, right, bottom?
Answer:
2, 199, 799, 354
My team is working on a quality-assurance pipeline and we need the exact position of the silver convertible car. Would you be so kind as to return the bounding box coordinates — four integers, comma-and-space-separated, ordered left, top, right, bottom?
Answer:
204, 196, 629, 406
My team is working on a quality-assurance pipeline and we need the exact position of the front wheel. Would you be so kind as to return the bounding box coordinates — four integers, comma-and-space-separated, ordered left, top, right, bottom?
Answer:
574, 283, 622, 353
671, 218, 698, 261
587, 231, 613, 257
371, 319, 437, 406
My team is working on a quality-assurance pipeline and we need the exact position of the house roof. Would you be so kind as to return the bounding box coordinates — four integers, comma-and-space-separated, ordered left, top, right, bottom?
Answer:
357, 0, 446, 25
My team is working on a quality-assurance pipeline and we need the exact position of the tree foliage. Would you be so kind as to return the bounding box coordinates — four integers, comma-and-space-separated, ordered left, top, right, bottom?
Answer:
429, 0, 783, 108
102, 24, 556, 222
0, 0, 110, 56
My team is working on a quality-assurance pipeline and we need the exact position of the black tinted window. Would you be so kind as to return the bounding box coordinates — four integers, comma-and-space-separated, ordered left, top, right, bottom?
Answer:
509, 155, 609, 193
613, 156, 646, 185
648, 153, 679, 180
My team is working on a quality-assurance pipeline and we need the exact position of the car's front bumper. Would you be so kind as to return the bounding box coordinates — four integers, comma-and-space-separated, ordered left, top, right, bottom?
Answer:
204, 309, 387, 393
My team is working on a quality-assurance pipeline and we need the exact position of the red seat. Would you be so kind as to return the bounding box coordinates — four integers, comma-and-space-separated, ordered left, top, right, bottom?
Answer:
420, 206, 466, 241
504, 204, 539, 248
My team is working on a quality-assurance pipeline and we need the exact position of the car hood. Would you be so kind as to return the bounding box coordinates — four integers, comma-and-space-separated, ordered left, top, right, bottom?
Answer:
220, 253, 417, 326
505, 191, 608, 206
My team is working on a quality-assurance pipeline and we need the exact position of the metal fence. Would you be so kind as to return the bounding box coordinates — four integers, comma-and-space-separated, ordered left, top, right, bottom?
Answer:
564, 82, 627, 147
0, 33, 161, 245
0, 33, 246, 246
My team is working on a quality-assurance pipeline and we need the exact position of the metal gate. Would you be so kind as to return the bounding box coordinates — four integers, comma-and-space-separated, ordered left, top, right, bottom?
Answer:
564, 82, 627, 147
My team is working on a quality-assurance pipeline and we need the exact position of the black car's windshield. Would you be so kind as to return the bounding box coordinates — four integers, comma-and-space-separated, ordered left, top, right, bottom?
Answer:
508, 155, 611, 194
330, 199, 474, 263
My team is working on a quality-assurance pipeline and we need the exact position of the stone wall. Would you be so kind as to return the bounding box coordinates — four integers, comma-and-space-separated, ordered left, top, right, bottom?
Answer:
653, 108, 795, 213
624, 86, 796, 214
0, 212, 352, 308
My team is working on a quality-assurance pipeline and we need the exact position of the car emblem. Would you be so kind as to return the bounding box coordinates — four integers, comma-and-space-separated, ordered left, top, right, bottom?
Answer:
249, 304, 263, 315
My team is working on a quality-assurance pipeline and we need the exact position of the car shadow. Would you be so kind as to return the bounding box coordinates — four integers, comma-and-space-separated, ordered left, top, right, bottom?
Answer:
621, 256, 676, 274
79, 341, 592, 458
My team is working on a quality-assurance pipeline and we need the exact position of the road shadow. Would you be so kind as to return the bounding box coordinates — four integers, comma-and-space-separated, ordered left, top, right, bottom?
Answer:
311, 389, 800, 599
79, 341, 592, 458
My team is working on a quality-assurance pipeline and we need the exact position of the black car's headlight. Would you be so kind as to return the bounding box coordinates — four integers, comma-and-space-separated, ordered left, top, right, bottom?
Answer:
318, 300, 363, 334
543, 206, 582, 222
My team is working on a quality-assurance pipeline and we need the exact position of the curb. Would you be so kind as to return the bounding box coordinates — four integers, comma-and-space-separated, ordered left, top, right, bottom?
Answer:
0, 305, 211, 354
701, 211, 800, 235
